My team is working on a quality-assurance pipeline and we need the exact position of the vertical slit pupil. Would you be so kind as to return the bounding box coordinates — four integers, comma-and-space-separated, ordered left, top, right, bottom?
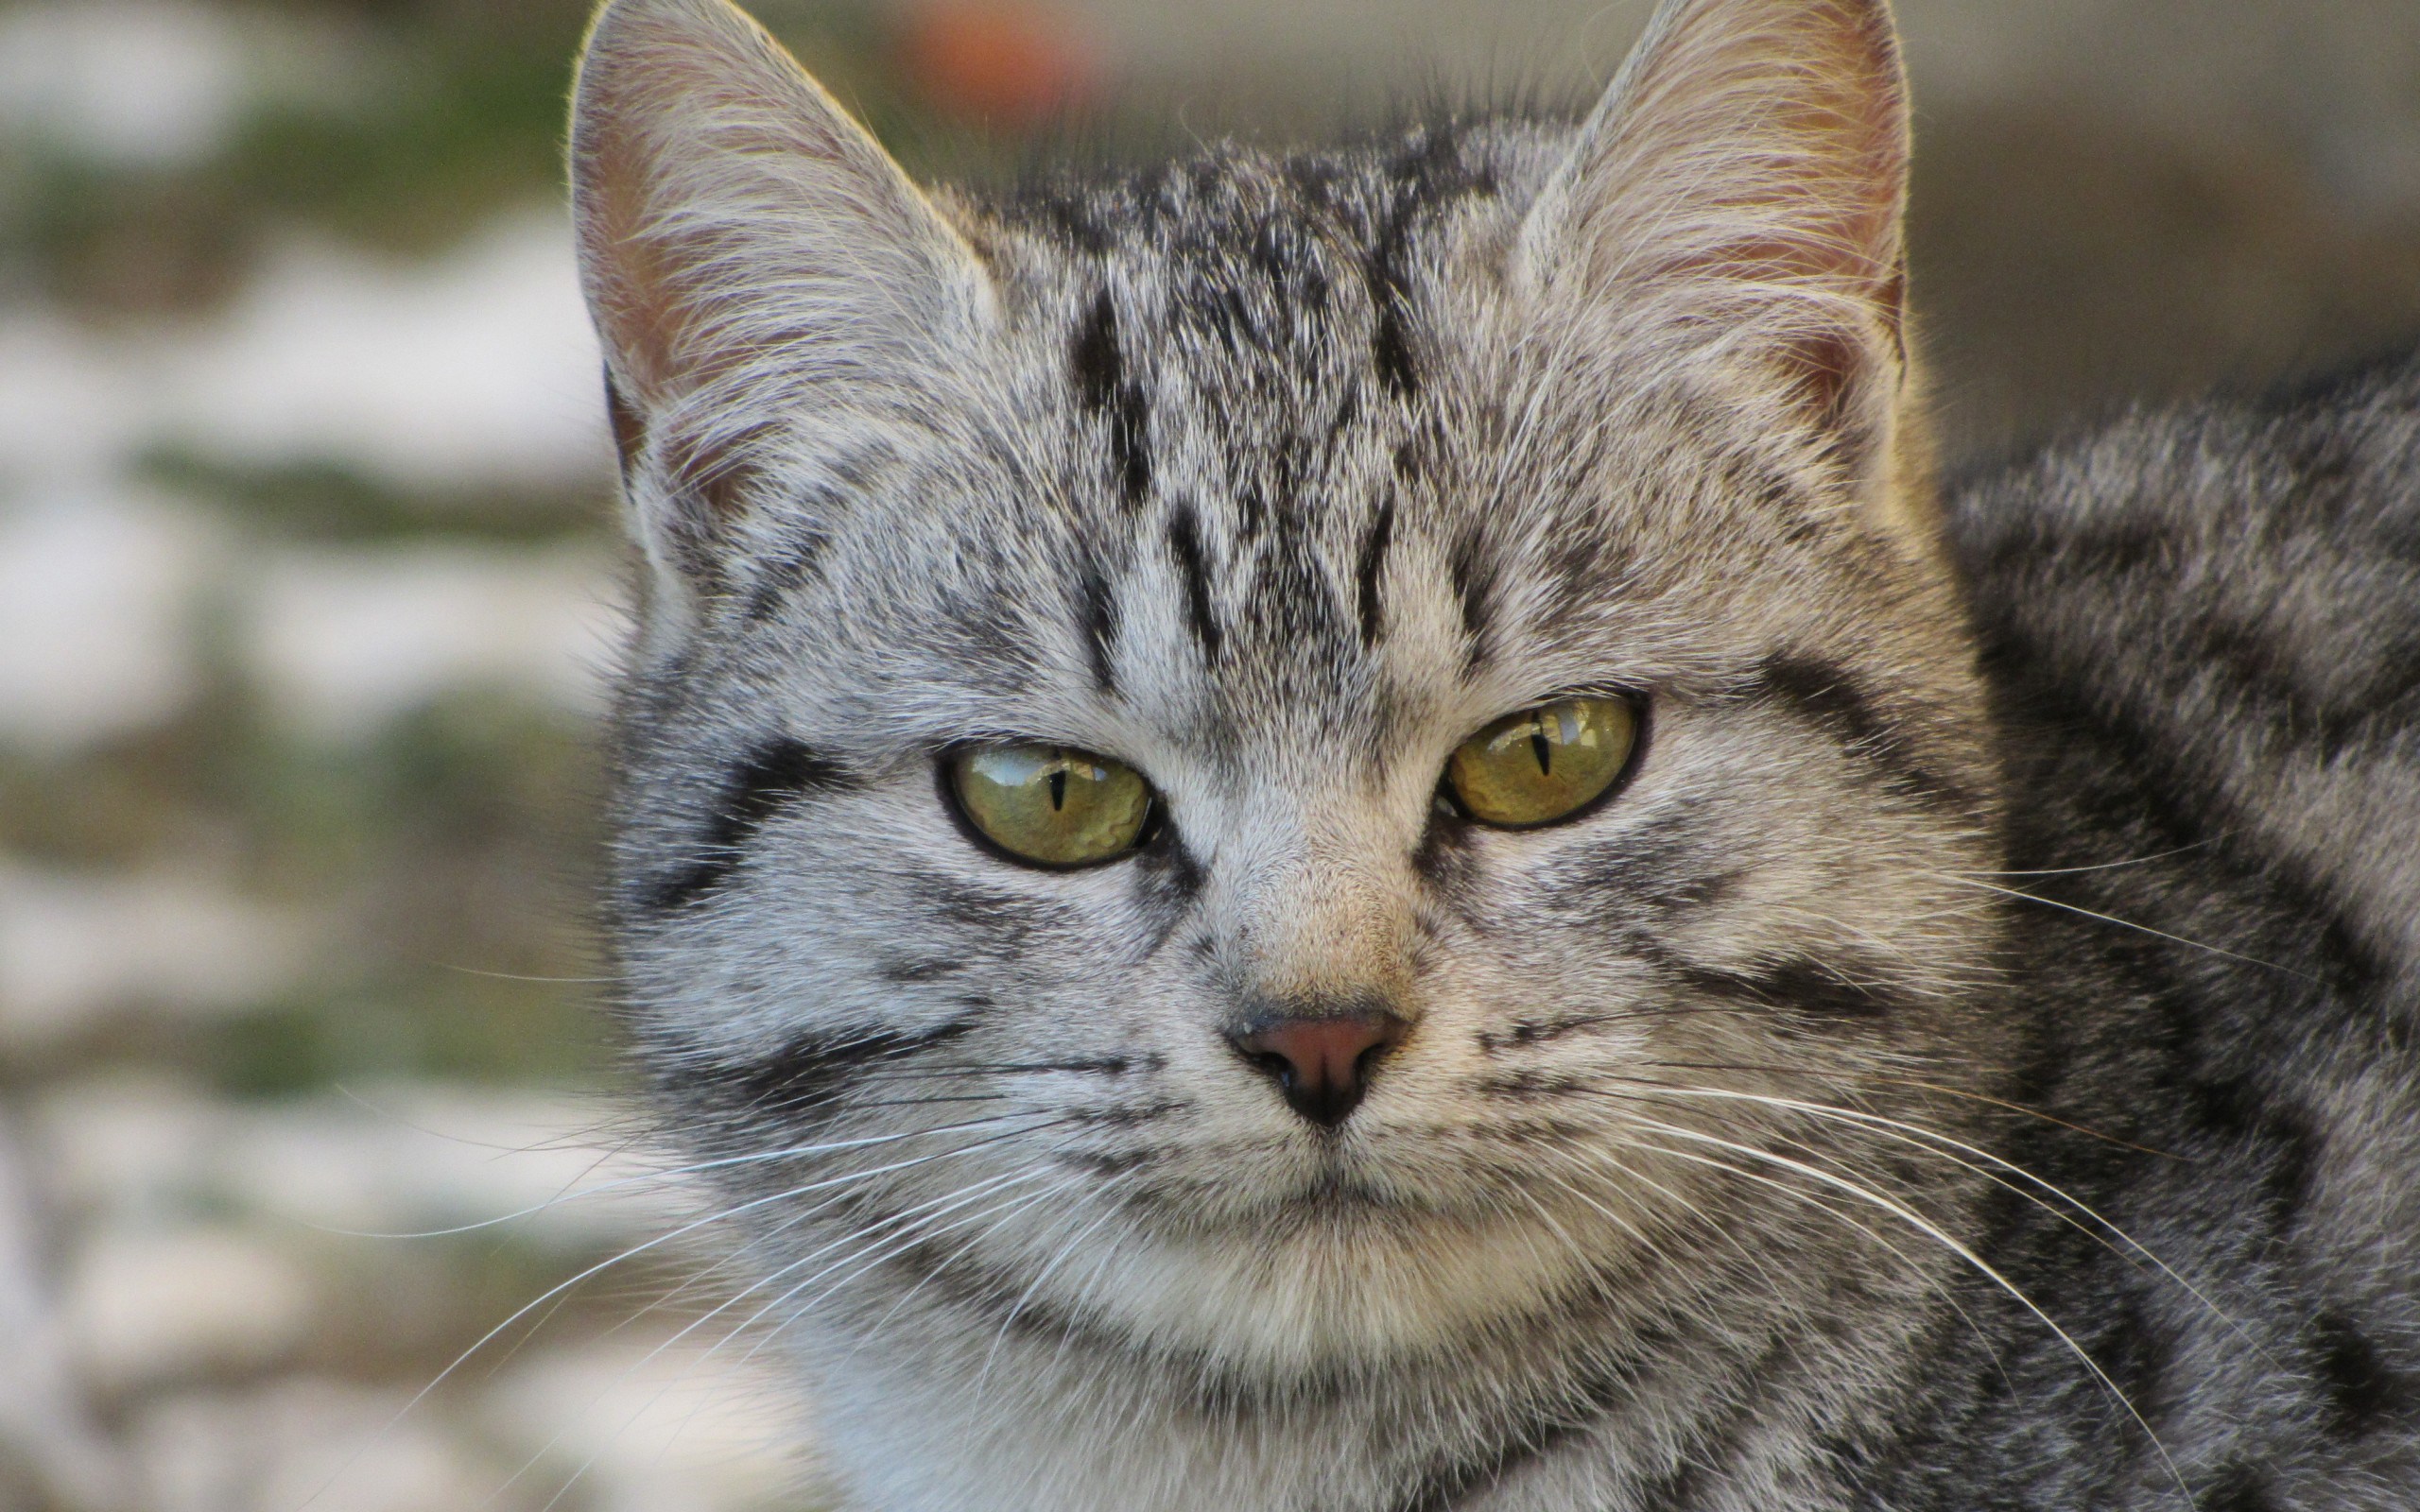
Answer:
1530, 723, 1553, 777
1049, 766, 1069, 812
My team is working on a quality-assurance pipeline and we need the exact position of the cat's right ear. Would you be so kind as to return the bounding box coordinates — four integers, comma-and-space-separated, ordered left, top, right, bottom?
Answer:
1516, 0, 1915, 520
570, 0, 992, 605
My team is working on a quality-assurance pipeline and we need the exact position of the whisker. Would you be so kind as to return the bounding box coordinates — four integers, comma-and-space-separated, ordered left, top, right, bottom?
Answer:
1948, 843, 2212, 880
316, 1112, 1043, 1239
372, 1115, 1070, 1452
974, 1178, 1143, 1392
1556, 1135, 2015, 1392
438, 966, 618, 985
1615, 1114, 2194, 1504
856, 1171, 1129, 1389
741, 1175, 1084, 1373
1516, 1144, 1777, 1320
494, 1166, 1069, 1512
1933, 871, 2314, 982
1638, 1061, 2188, 1160
1602, 1079, 2261, 1360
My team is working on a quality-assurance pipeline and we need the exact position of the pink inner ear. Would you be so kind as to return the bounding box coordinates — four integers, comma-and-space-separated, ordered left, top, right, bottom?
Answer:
578, 112, 696, 410
573, 0, 833, 411
577, 88, 761, 525
572, 0, 973, 537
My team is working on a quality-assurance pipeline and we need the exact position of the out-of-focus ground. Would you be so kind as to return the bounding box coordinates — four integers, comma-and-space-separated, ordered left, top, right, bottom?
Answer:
0, 2, 2414, 1509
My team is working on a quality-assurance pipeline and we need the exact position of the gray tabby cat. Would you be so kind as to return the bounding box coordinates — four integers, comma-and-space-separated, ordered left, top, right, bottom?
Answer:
567, 0, 2420, 1505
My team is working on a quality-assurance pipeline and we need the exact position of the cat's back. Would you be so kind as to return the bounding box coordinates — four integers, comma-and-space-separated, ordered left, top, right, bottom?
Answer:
1899, 355, 2420, 1507
1947, 351, 2420, 996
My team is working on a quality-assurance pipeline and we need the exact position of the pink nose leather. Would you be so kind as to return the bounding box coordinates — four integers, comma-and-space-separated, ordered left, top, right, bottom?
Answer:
1230, 1015, 1406, 1126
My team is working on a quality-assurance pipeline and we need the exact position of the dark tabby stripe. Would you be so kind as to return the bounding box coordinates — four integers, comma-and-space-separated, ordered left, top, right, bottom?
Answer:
1744, 655, 1978, 819
1664, 953, 1908, 1022
1076, 559, 1121, 696
1070, 289, 1152, 510
1167, 500, 1224, 661
1357, 493, 1397, 647
731, 1017, 981, 1119
1363, 123, 1492, 401
1450, 528, 1497, 666
2311, 1312, 2412, 1436
643, 737, 856, 912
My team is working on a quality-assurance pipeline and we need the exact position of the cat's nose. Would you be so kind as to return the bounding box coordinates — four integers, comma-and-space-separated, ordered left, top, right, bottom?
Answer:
1229, 1010, 1408, 1127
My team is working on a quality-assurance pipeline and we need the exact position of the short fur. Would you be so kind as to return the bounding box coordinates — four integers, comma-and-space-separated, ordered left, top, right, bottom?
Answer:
568, 0, 2420, 1506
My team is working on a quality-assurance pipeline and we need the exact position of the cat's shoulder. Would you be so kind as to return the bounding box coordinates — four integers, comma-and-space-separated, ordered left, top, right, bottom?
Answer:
1945, 346, 2420, 991
1948, 345, 2420, 610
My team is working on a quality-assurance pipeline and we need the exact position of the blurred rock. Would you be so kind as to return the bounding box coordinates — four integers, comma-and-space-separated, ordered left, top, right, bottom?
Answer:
62, 1226, 317, 1396
0, 1121, 130, 1512
0, 868, 306, 1053
130, 1380, 507, 1512
164, 214, 615, 494
485, 1336, 815, 1512
0, 314, 154, 490
26, 1074, 219, 1228
203, 1084, 683, 1249
241, 541, 623, 742
0, 212, 614, 498
0, 3, 245, 169
33, 1075, 683, 1253
0, 492, 216, 751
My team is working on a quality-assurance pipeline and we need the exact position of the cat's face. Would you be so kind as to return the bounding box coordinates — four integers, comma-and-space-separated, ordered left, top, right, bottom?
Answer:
580, 0, 2006, 1378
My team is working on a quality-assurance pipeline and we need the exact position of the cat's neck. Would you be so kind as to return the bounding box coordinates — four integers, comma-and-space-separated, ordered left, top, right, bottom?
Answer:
780, 1219, 1967, 1512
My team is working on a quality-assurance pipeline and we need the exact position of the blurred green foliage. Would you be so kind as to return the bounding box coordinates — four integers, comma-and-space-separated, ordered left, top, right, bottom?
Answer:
0, 679, 610, 1094
138, 449, 604, 542
0, 0, 1017, 316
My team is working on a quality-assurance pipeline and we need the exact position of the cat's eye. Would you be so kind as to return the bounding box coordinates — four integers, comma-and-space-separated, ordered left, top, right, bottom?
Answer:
947, 744, 1154, 868
1443, 696, 1640, 830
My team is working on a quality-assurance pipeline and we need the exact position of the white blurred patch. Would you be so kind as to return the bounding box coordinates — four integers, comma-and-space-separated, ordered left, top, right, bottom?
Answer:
0, 491, 216, 750
0, 868, 307, 1051
0, 2, 245, 167
487, 1337, 813, 1512
63, 1226, 318, 1395
130, 1379, 506, 1512
0, 315, 150, 489
241, 541, 625, 741
0, 1125, 129, 1512
167, 213, 617, 492
33, 1076, 683, 1252
0, 210, 614, 495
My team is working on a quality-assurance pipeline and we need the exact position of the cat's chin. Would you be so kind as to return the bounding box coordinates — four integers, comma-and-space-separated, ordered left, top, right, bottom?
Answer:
1016, 1182, 1653, 1371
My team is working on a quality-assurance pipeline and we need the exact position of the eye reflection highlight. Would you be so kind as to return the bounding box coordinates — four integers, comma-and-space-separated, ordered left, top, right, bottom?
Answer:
949, 744, 1153, 868
1444, 696, 1640, 829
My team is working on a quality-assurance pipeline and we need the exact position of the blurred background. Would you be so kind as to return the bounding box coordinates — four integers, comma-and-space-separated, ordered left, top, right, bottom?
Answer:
0, 1, 2414, 1509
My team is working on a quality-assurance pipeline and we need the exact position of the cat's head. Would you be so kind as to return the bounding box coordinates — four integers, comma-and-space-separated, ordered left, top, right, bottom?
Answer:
575, 0, 2006, 1377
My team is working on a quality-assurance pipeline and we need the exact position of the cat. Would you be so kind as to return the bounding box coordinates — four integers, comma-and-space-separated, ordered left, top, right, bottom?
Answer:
566, 0, 2420, 1506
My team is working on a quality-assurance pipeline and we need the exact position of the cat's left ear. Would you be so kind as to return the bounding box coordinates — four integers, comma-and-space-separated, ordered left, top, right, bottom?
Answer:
569, 0, 994, 602
1521, 0, 1911, 496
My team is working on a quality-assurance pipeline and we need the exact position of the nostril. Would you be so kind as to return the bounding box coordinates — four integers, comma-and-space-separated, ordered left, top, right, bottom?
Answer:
1227, 1012, 1407, 1127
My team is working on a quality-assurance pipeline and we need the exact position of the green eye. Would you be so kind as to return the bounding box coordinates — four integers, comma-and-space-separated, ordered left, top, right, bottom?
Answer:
948, 744, 1154, 868
1444, 696, 1640, 829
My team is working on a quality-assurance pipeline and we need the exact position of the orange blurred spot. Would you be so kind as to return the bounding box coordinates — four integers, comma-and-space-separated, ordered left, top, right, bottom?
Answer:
899, 1, 1101, 126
